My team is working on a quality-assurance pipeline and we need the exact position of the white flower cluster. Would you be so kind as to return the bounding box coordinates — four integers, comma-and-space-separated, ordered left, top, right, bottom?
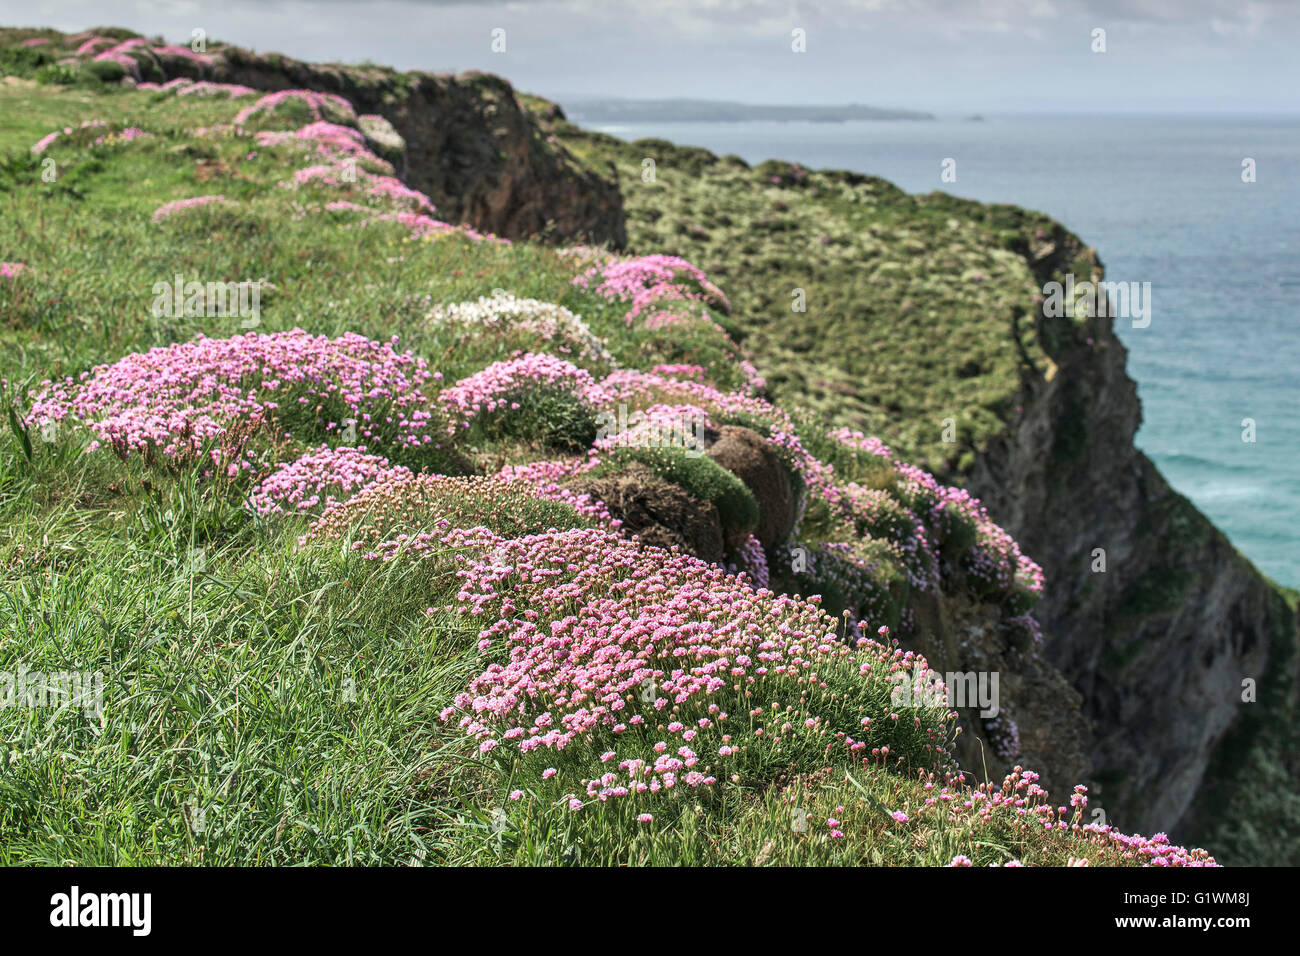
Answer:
428, 293, 614, 366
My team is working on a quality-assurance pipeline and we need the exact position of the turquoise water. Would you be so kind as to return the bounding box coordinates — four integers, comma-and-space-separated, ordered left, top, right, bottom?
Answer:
592, 115, 1300, 588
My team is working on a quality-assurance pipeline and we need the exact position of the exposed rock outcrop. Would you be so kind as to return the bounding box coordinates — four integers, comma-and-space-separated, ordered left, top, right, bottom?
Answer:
908, 591, 1094, 802
966, 234, 1299, 846
703, 425, 795, 550
569, 463, 725, 562
207, 48, 626, 246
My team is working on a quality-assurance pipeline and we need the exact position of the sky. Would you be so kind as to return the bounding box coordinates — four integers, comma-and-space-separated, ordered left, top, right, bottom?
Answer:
2, 0, 1297, 113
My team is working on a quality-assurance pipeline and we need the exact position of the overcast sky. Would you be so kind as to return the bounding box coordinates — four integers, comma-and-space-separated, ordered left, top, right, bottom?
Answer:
3, 0, 1296, 113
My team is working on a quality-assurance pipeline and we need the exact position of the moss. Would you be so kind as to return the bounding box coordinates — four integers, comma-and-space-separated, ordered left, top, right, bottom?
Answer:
1101, 636, 1147, 673
1114, 566, 1194, 620
1139, 489, 1210, 553
1050, 388, 1089, 467
592, 445, 758, 536
1184, 589, 1299, 864
466, 387, 598, 453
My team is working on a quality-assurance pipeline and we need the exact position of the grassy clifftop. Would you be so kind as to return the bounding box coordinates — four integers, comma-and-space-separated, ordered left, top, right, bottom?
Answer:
536, 109, 1097, 477
0, 26, 1241, 867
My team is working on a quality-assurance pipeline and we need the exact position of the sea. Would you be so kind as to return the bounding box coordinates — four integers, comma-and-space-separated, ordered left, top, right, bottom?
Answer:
587, 114, 1300, 589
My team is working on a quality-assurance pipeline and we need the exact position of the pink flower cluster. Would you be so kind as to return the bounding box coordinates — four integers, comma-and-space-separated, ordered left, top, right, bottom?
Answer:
592, 402, 710, 455
234, 90, 357, 128
728, 533, 770, 589
31, 120, 108, 155
439, 353, 595, 432
0, 262, 25, 279
148, 44, 216, 68
902, 769, 1217, 867
827, 427, 893, 461
74, 36, 114, 56
76, 37, 218, 80
150, 195, 231, 223
138, 78, 256, 98
27, 330, 441, 471
572, 254, 731, 321
93, 37, 151, 80
282, 152, 503, 242
443, 526, 957, 809
584, 367, 786, 427
833, 483, 939, 591
894, 463, 1045, 597
257, 121, 393, 174
247, 445, 412, 517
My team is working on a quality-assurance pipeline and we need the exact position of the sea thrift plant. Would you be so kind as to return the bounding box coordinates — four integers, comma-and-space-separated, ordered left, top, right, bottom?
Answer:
151, 195, 232, 223
439, 352, 596, 438
584, 367, 787, 429
175, 81, 256, 98
73, 36, 114, 56
26, 329, 442, 472
892, 463, 1045, 601
0, 262, 25, 280
233, 89, 357, 128
300, 474, 613, 558
247, 445, 412, 517
892, 769, 1217, 867
31, 120, 108, 155
256, 122, 393, 174
573, 254, 731, 320
440, 527, 958, 817
728, 533, 771, 589
92, 37, 151, 80
428, 294, 614, 366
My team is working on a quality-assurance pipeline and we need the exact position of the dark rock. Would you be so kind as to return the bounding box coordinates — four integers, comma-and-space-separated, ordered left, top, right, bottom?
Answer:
569, 463, 724, 563
204, 49, 626, 246
704, 425, 795, 551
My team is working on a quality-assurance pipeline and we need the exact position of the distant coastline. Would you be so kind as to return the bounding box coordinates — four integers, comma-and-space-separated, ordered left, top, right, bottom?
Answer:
559, 97, 934, 123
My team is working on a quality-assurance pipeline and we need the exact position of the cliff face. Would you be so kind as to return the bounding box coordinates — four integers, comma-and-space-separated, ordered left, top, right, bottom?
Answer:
966, 238, 1299, 843
208, 49, 626, 246
514, 121, 1299, 859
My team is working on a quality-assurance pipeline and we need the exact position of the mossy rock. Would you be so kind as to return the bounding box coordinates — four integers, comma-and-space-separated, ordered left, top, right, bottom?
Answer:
569, 461, 725, 562
703, 424, 794, 551
590, 444, 758, 543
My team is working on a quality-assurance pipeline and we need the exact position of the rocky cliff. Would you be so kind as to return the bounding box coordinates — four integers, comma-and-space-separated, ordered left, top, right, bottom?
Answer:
516, 121, 1300, 862
203, 47, 625, 246
966, 234, 1299, 851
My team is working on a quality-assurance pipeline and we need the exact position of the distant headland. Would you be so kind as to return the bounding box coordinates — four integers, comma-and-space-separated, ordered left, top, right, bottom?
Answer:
558, 97, 935, 123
